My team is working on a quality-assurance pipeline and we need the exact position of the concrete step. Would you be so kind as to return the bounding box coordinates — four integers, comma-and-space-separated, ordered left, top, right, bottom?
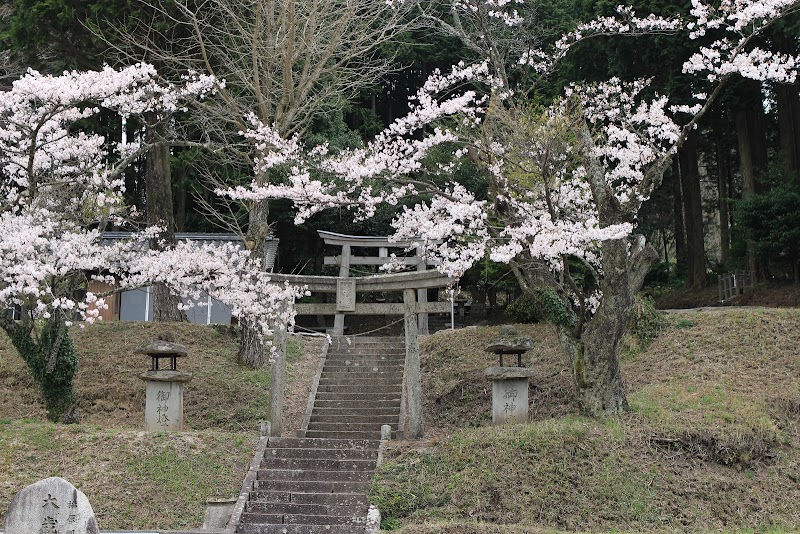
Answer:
264, 447, 377, 461
246, 501, 366, 517
237, 524, 359, 534
325, 353, 404, 360
318, 376, 402, 386
310, 407, 400, 417
240, 512, 366, 526
314, 391, 400, 401
316, 384, 400, 394
307, 422, 397, 433
265, 437, 380, 450
304, 430, 386, 440
327, 345, 405, 352
312, 399, 400, 409
327, 347, 405, 354
328, 343, 406, 354
328, 340, 406, 352
322, 364, 404, 373
321, 367, 403, 379
260, 457, 377, 471
309, 414, 399, 425
321, 364, 404, 373
258, 469, 373, 482
253, 480, 367, 493
248, 491, 368, 506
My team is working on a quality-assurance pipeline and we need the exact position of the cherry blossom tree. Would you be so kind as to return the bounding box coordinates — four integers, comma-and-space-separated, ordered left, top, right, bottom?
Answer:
221, 0, 800, 416
0, 64, 302, 422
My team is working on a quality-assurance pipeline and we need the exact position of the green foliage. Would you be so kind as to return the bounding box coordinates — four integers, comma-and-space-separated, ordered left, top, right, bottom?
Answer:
538, 287, 577, 328
505, 293, 542, 323
644, 261, 671, 287
9, 319, 77, 422
5, 0, 136, 70
506, 288, 576, 326
733, 166, 800, 278
630, 295, 667, 349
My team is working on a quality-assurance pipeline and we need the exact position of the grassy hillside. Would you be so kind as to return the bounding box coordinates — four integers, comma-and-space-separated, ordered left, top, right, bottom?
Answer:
0, 321, 320, 529
370, 309, 800, 533
4, 310, 799, 532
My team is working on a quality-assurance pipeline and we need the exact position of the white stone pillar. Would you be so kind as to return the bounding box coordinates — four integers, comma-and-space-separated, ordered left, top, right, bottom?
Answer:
333, 244, 351, 335
403, 288, 424, 438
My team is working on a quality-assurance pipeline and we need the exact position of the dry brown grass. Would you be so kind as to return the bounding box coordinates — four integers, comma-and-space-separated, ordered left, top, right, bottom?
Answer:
0, 321, 320, 529
373, 308, 800, 533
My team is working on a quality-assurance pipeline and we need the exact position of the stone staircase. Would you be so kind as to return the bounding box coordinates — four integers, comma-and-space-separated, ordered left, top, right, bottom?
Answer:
235, 336, 405, 533
307, 336, 404, 440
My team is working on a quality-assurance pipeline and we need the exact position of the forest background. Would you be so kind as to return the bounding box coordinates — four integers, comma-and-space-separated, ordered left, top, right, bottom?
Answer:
3, 0, 799, 297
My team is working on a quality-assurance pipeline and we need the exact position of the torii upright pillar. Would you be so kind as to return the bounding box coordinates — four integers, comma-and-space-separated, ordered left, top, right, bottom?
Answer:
332, 245, 351, 335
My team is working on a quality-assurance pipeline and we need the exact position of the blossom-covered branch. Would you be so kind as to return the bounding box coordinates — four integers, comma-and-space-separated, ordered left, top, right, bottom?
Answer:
0, 64, 301, 344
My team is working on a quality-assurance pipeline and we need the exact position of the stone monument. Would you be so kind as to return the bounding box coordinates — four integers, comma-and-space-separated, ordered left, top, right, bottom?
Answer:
484, 325, 536, 425
136, 333, 193, 431
4, 477, 99, 534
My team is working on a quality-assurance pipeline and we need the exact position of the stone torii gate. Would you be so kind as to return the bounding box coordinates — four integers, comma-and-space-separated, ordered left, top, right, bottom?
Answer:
270, 269, 453, 438
318, 230, 438, 335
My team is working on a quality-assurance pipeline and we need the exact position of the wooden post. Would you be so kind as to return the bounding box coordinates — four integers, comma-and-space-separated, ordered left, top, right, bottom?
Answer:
403, 288, 424, 438
415, 244, 429, 335
333, 245, 351, 335
269, 325, 288, 435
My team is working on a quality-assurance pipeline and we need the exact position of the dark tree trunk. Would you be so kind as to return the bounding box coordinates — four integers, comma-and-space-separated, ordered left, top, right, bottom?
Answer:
671, 157, 687, 277
175, 162, 187, 233
145, 117, 187, 323
678, 130, 706, 289
735, 89, 769, 279
775, 35, 800, 174
776, 84, 800, 174
238, 197, 271, 368
716, 141, 731, 264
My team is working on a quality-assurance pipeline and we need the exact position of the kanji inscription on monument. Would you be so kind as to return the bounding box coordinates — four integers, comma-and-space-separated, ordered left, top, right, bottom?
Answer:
4, 477, 99, 534
491, 377, 529, 423
144, 380, 185, 431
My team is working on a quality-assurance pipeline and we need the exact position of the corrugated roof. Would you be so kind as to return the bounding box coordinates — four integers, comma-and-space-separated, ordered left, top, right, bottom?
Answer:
100, 232, 279, 271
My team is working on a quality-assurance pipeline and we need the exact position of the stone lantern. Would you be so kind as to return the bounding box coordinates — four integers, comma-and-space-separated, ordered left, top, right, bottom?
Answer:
484, 325, 535, 425
136, 333, 192, 431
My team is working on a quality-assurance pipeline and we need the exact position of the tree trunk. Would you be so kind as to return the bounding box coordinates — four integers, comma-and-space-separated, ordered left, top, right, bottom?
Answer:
776, 84, 800, 174
678, 130, 706, 289
716, 141, 731, 265
670, 157, 687, 277
2, 315, 78, 423
146, 116, 187, 322
735, 95, 769, 279
775, 35, 800, 175
562, 334, 628, 415
238, 198, 271, 368
175, 162, 187, 233
554, 235, 657, 416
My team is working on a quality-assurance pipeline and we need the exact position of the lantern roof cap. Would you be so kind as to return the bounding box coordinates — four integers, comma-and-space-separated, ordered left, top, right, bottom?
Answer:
135, 340, 187, 356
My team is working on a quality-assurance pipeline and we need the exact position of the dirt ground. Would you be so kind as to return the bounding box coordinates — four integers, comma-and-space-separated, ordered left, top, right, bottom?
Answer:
654, 282, 800, 309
